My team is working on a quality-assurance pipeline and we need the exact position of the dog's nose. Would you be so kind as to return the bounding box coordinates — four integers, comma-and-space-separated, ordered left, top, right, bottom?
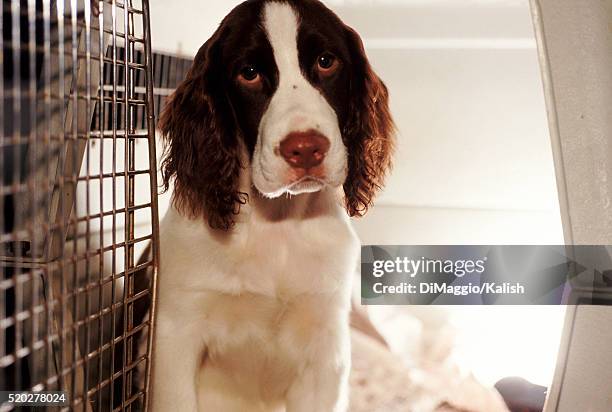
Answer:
279, 131, 330, 169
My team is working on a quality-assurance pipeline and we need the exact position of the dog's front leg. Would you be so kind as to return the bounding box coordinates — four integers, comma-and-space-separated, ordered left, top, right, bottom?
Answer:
151, 316, 204, 412
285, 327, 351, 412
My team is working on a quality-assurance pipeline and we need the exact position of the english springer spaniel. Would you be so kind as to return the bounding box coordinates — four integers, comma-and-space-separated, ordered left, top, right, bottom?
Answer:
151, 0, 394, 410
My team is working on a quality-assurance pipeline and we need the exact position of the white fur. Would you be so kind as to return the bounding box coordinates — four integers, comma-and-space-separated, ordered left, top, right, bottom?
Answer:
151, 188, 358, 412
150, 3, 357, 411
252, 3, 347, 198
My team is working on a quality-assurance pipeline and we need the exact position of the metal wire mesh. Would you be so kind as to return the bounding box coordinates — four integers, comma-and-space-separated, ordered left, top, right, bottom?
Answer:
0, 0, 159, 410
150, 51, 191, 123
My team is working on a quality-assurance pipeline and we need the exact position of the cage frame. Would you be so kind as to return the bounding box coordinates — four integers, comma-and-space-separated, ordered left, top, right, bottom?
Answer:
0, 0, 160, 410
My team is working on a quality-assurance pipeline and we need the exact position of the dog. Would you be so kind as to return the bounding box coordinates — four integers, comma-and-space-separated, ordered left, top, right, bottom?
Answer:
151, 0, 393, 410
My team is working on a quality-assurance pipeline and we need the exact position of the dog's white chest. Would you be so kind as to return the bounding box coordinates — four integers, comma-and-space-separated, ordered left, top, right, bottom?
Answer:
155, 204, 358, 408
197, 290, 338, 398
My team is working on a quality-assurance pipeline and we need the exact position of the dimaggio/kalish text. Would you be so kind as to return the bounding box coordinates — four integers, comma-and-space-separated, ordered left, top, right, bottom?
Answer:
372, 282, 525, 296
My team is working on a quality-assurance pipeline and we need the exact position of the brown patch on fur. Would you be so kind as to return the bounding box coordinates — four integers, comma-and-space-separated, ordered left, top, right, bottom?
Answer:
158, 34, 247, 231
341, 26, 395, 217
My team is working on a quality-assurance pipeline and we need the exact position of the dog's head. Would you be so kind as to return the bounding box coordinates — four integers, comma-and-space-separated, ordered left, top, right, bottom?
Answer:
160, 0, 394, 230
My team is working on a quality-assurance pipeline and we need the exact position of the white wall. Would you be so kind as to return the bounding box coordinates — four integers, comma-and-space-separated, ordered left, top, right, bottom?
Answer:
334, 1, 562, 245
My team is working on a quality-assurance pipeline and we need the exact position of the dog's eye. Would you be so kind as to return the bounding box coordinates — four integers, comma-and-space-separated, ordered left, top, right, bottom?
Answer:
240, 65, 258, 81
237, 65, 262, 88
316, 53, 339, 76
318, 54, 334, 69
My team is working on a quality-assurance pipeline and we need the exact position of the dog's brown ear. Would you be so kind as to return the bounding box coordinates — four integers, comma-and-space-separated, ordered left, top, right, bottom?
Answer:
342, 26, 395, 217
159, 34, 246, 230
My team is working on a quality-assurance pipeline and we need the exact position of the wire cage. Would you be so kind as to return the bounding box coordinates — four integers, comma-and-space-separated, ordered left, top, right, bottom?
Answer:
0, 0, 159, 410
